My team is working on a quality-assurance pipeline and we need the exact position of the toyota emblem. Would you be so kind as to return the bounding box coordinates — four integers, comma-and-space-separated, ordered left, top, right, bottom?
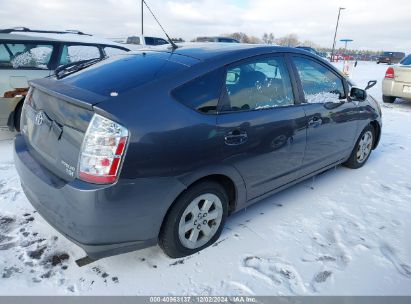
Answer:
35, 112, 44, 126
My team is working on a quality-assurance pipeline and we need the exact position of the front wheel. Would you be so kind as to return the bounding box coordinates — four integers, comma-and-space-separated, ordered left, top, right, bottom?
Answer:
344, 125, 375, 169
159, 181, 228, 258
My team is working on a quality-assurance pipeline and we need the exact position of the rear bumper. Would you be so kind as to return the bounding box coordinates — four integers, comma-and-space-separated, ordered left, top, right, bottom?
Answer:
382, 79, 411, 100
14, 134, 186, 259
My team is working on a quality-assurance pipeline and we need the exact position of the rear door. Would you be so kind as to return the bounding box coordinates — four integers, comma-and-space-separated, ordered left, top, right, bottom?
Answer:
290, 55, 358, 176
217, 54, 307, 200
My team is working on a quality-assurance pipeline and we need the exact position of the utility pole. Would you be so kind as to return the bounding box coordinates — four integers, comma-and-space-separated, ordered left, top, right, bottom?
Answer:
141, 0, 144, 36
331, 7, 345, 62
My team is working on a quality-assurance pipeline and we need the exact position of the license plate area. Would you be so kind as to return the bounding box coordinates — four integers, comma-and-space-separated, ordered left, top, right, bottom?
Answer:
403, 86, 411, 93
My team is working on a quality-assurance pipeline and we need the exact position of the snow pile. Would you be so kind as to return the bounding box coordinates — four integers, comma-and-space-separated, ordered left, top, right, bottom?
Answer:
0, 61, 410, 295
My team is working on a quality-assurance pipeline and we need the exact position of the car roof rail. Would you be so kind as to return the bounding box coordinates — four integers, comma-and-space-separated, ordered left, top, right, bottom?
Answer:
0, 27, 91, 36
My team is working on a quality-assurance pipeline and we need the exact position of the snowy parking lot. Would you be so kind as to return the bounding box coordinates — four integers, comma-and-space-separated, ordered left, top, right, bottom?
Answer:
0, 61, 410, 295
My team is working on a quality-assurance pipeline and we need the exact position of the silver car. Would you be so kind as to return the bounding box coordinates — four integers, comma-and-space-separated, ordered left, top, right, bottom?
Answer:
0, 27, 130, 131
382, 54, 411, 103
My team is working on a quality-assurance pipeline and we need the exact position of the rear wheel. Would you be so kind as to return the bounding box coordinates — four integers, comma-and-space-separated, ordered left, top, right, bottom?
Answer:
159, 181, 228, 258
344, 125, 375, 169
383, 95, 396, 103
14, 103, 23, 132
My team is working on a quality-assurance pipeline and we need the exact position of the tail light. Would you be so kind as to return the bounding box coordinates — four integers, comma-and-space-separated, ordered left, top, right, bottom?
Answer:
78, 114, 129, 184
385, 67, 395, 79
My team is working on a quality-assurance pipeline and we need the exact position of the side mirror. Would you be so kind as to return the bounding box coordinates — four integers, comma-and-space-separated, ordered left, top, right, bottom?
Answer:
350, 87, 367, 101
364, 80, 377, 91
226, 71, 239, 83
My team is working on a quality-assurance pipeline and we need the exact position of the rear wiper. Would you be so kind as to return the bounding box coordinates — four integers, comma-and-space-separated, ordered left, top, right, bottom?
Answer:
54, 57, 106, 80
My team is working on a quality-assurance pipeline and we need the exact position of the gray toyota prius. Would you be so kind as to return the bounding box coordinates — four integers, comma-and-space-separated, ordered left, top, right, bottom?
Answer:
14, 43, 382, 261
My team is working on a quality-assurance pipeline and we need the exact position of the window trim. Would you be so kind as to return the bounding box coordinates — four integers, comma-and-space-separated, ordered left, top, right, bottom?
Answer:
218, 53, 299, 114
288, 54, 348, 103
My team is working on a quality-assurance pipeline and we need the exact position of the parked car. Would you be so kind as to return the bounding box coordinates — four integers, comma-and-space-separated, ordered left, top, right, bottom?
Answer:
0, 27, 130, 131
126, 35, 169, 46
377, 51, 405, 65
14, 44, 381, 261
382, 54, 411, 103
195, 36, 240, 43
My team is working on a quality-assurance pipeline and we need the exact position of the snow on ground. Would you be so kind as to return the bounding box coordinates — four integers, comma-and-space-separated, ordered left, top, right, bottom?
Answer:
1, 61, 411, 295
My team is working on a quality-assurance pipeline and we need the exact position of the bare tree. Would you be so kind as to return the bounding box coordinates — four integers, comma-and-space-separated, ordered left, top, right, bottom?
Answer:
302, 40, 318, 48
268, 33, 275, 45
275, 34, 300, 47
262, 33, 269, 44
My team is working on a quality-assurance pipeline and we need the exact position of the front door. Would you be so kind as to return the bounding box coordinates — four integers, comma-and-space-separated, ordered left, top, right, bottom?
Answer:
290, 55, 359, 176
217, 55, 307, 201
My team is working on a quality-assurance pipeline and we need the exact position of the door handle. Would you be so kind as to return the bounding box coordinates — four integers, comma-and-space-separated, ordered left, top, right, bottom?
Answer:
308, 116, 323, 128
224, 129, 248, 146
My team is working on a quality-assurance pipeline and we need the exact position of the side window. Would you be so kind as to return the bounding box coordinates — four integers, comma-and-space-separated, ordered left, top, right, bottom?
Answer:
104, 47, 128, 57
223, 56, 294, 112
1, 43, 53, 69
59, 45, 100, 66
154, 38, 168, 46
145, 37, 155, 45
292, 57, 345, 103
0, 44, 11, 67
172, 69, 224, 114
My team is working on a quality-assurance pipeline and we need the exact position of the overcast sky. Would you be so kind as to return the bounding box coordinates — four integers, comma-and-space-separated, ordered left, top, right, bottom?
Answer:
1, 0, 410, 51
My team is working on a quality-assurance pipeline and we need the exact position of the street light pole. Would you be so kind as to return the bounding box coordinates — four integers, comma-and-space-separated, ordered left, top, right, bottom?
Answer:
141, 0, 144, 36
331, 7, 345, 62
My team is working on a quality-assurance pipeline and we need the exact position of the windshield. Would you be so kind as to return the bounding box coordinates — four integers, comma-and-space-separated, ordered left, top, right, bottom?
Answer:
400, 55, 411, 66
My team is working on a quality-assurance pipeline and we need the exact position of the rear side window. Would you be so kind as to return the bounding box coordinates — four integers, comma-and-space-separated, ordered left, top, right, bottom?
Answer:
292, 57, 345, 103
400, 55, 411, 65
172, 69, 225, 114
60, 45, 101, 66
0, 43, 54, 69
104, 47, 128, 57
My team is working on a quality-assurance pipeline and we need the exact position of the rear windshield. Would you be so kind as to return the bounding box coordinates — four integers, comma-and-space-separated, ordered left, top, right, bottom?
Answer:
400, 55, 411, 66
61, 52, 188, 96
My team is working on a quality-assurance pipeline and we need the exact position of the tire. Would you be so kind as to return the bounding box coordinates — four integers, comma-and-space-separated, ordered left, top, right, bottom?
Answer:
14, 103, 23, 132
344, 125, 375, 169
382, 95, 396, 103
159, 181, 229, 258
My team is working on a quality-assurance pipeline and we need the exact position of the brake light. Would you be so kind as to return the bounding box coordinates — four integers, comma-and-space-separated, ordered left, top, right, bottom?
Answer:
385, 67, 395, 79
78, 114, 129, 184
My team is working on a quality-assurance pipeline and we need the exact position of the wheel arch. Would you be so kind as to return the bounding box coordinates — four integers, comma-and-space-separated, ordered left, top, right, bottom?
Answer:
159, 166, 247, 236
6, 97, 25, 131
370, 120, 381, 149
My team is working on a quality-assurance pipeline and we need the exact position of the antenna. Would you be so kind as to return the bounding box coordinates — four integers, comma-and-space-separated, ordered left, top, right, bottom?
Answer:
142, 0, 178, 50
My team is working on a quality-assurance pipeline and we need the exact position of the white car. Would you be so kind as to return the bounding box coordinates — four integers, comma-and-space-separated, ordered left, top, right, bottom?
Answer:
126, 35, 169, 47
382, 54, 411, 103
0, 27, 130, 131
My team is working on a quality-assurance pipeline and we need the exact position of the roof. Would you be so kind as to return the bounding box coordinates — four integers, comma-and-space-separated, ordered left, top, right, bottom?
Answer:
0, 28, 128, 48
143, 42, 305, 61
